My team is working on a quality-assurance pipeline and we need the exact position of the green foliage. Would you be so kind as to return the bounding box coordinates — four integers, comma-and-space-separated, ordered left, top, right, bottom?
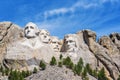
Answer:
63, 56, 74, 69
59, 54, 63, 60
85, 63, 98, 78
0, 66, 3, 72
92, 69, 98, 78
4, 68, 9, 76
63, 57, 71, 65
33, 67, 38, 73
9, 70, 24, 80
0, 65, 31, 80
39, 60, 46, 70
50, 56, 57, 66
58, 61, 63, 67
73, 64, 81, 75
82, 67, 87, 79
98, 68, 108, 80
78, 58, 84, 68
69, 62, 74, 69
117, 75, 120, 80
86, 64, 92, 74
73, 58, 84, 75
83, 77, 89, 80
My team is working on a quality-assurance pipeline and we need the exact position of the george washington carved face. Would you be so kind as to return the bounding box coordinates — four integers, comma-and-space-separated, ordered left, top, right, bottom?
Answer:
24, 22, 39, 39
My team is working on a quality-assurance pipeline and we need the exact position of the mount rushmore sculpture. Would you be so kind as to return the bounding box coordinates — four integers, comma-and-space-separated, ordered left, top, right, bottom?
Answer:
0, 21, 120, 79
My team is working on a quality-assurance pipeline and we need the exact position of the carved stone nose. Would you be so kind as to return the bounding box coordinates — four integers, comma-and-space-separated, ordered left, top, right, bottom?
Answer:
56, 45, 58, 47
44, 36, 47, 38
27, 30, 30, 34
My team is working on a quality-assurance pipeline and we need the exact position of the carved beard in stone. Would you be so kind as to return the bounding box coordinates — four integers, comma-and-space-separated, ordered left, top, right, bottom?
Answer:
24, 22, 39, 39
51, 37, 60, 52
39, 29, 51, 43
65, 36, 78, 52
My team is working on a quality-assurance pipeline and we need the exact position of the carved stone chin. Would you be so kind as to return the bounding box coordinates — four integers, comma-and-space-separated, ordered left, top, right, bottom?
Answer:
39, 29, 51, 44
21, 37, 43, 49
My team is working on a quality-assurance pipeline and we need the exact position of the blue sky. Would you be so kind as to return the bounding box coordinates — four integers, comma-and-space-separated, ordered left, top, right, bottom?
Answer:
0, 0, 120, 39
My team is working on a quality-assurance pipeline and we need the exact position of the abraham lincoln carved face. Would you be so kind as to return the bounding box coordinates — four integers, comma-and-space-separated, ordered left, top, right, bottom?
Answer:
50, 36, 60, 52
64, 34, 79, 52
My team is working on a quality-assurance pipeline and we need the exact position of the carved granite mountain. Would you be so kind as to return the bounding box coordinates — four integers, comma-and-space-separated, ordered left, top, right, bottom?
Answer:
0, 21, 120, 80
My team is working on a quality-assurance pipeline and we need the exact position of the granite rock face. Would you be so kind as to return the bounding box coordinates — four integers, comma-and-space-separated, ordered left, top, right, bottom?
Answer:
26, 65, 97, 80
0, 21, 120, 80
83, 29, 120, 80
0, 22, 23, 64
110, 33, 120, 50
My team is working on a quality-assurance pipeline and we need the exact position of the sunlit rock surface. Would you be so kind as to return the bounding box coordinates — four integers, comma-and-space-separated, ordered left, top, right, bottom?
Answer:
0, 21, 119, 80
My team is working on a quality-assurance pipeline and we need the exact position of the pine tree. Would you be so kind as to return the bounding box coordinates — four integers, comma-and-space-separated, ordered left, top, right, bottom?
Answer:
98, 67, 108, 80
117, 75, 120, 80
9, 70, 24, 80
82, 67, 87, 79
63, 56, 74, 69
21, 70, 26, 78
78, 58, 83, 68
26, 70, 32, 77
59, 54, 63, 60
50, 56, 57, 66
33, 67, 37, 73
73, 64, 79, 75
86, 64, 92, 74
92, 69, 98, 78
58, 61, 62, 67
5, 68, 9, 76
0, 66, 3, 72
39, 60, 46, 70
73, 58, 84, 76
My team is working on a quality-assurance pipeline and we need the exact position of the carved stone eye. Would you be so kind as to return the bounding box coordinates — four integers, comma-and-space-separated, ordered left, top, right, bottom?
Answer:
30, 26, 34, 29
41, 33, 44, 35
25, 26, 28, 30
69, 40, 73, 43
66, 41, 68, 44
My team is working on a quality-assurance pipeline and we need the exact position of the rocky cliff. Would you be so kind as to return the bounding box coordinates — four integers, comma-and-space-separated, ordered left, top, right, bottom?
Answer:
0, 21, 120, 80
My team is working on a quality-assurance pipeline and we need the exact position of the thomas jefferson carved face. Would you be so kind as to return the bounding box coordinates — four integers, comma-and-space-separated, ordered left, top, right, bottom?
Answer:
50, 36, 60, 52
64, 34, 78, 52
39, 29, 50, 43
24, 22, 38, 38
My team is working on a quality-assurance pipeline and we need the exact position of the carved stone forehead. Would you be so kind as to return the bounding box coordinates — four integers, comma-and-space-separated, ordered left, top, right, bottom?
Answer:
64, 34, 76, 41
25, 22, 38, 29
51, 36, 59, 42
40, 29, 50, 35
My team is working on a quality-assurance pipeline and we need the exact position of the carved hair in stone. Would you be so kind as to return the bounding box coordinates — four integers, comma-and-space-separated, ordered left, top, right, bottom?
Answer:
24, 22, 39, 38
61, 34, 79, 52
50, 36, 61, 52
39, 29, 51, 43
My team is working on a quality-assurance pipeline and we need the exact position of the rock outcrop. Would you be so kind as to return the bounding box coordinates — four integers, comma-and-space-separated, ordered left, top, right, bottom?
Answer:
26, 65, 97, 80
0, 22, 23, 64
0, 21, 120, 80
83, 29, 120, 80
